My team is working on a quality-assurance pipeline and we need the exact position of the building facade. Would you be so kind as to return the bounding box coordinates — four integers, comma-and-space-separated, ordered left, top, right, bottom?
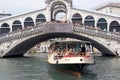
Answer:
95, 3, 120, 15
0, 13, 11, 19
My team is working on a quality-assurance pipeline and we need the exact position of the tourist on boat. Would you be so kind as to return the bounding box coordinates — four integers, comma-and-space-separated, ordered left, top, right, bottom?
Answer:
64, 49, 74, 57
81, 45, 86, 56
86, 49, 93, 57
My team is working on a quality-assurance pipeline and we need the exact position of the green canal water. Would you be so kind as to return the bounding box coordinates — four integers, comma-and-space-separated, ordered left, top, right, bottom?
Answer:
0, 53, 120, 80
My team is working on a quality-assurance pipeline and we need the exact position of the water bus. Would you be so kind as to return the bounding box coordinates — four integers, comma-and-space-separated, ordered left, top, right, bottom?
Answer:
47, 39, 94, 76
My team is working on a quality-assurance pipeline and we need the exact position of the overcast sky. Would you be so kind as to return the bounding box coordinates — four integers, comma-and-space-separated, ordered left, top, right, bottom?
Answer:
0, 0, 120, 15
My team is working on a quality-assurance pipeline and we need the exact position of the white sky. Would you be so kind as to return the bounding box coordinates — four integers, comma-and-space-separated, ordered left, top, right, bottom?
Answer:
0, 0, 120, 15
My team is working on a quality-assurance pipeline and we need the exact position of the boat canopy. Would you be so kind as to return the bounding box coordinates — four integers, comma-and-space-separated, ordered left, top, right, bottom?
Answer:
51, 39, 91, 45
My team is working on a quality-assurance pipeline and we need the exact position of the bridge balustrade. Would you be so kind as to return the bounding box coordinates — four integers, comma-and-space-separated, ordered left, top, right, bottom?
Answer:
0, 22, 71, 43
0, 23, 120, 43
74, 26, 120, 41
0, 23, 44, 43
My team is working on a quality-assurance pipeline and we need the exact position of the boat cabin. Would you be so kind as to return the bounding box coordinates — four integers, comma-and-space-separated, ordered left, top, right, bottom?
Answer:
49, 39, 93, 58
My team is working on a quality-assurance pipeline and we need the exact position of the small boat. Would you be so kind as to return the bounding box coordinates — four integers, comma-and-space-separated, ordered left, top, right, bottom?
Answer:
47, 39, 95, 76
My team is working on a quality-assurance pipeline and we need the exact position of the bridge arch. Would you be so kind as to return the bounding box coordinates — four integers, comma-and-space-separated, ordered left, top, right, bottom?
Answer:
97, 18, 107, 30
54, 10, 66, 21
84, 15, 95, 27
24, 17, 34, 28
36, 14, 46, 25
72, 13, 82, 24
0, 23, 10, 35
50, 1, 67, 21
12, 20, 22, 32
4, 31, 116, 57
109, 21, 120, 32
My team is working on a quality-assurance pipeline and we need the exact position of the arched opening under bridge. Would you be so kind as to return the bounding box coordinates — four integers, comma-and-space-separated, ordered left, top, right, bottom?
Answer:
3, 32, 116, 57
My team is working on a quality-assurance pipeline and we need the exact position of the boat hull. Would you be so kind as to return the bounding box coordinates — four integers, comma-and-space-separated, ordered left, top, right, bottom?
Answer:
49, 63, 86, 76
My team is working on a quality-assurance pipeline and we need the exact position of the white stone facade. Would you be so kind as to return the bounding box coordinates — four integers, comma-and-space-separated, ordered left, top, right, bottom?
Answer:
95, 3, 120, 15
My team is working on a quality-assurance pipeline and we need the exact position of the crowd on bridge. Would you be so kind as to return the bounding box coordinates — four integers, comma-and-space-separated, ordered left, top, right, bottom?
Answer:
0, 20, 120, 37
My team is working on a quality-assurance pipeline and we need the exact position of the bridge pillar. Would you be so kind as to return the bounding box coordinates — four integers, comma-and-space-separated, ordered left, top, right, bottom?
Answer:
94, 20, 97, 28
107, 20, 111, 31
67, 4, 71, 22
46, 4, 51, 22
82, 17, 85, 25
117, 49, 120, 56
9, 22, 13, 32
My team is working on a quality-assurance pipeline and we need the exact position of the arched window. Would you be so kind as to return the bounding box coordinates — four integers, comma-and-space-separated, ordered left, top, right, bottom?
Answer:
12, 20, 22, 32
0, 23, 10, 35
72, 13, 82, 24
84, 15, 95, 27
24, 17, 34, 28
109, 21, 120, 32
36, 14, 46, 25
97, 18, 107, 30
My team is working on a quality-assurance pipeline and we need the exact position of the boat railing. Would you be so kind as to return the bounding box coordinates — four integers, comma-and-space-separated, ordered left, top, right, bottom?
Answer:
54, 55, 63, 60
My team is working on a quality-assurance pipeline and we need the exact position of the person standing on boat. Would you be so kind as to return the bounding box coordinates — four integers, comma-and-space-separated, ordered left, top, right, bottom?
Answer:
81, 45, 86, 56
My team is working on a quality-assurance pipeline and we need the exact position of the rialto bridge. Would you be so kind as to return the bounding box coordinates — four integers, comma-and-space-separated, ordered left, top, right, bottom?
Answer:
0, 0, 120, 57
0, 23, 120, 57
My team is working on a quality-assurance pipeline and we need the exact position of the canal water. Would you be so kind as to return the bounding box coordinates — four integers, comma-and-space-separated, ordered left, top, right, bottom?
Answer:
0, 53, 120, 80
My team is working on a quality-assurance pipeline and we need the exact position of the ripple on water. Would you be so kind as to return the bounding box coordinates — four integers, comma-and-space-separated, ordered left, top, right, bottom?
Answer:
0, 54, 120, 80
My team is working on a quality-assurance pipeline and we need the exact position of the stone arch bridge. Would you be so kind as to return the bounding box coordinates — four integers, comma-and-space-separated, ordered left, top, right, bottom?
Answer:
0, 23, 120, 58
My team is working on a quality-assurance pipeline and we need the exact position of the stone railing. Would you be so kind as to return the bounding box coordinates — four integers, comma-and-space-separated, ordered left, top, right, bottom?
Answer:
0, 23, 44, 43
0, 23, 120, 43
73, 26, 120, 41
0, 23, 72, 43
